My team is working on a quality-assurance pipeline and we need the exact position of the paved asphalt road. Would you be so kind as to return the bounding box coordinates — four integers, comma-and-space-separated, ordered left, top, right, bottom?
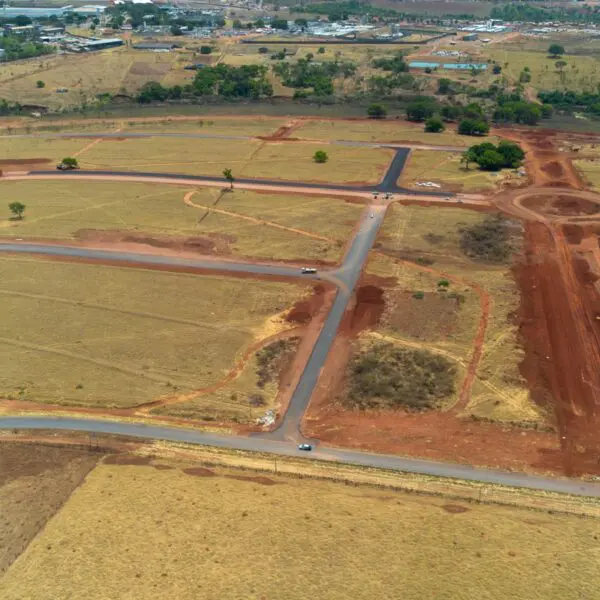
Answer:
263, 205, 386, 441
29, 157, 453, 197
1, 416, 598, 497
0, 243, 336, 282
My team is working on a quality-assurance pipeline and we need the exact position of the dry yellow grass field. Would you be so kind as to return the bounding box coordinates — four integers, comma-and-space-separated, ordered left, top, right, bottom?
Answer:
0, 47, 194, 110
373, 203, 542, 424
294, 119, 472, 146
400, 150, 506, 192
1, 459, 598, 600
0, 256, 305, 416
0, 181, 359, 262
0, 135, 392, 183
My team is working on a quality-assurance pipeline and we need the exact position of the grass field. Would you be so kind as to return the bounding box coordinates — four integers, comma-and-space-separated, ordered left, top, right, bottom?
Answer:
0, 135, 392, 183
1, 458, 598, 600
294, 119, 471, 146
373, 204, 543, 424
3, 116, 286, 138
399, 150, 505, 192
574, 155, 600, 189
0, 442, 98, 574
484, 48, 600, 93
0, 181, 360, 262
0, 47, 194, 110
0, 256, 305, 415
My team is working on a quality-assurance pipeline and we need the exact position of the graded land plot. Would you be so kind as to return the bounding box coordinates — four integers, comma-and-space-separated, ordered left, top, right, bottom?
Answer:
1, 459, 598, 600
3, 116, 287, 138
371, 203, 543, 425
484, 48, 600, 93
0, 256, 306, 416
68, 136, 393, 184
0, 48, 193, 110
293, 118, 471, 146
0, 137, 87, 170
0, 181, 360, 262
0, 442, 99, 575
399, 150, 508, 192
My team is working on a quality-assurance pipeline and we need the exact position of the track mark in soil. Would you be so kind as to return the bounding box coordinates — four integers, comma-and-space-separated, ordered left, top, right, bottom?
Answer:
182, 467, 216, 477
104, 454, 152, 466
442, 504, 470, 514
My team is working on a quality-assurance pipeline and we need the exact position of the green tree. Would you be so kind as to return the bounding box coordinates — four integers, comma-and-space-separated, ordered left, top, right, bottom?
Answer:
318, 47, 325, 54
458, 118, 489, 136
548, 43, 565, 58
61, 157, 78, 168
223, 168, 234, 189
200, 46, 212, 54
436, 78, 452, 94
406, 101, 435, 122
313, 150, 328, 163
36, 80, 45, 88
8, 201, 26, 219
367, 103, 387, 119
497, 140, 525, 168
424, 116, 445, 133
441, 105, 462, 122
492, 64, 502, 74
477, 149, 505, 171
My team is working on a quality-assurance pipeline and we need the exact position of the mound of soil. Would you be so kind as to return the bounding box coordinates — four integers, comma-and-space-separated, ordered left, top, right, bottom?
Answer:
286, 284, 327, 324
541, 160, 565, 179
226, 475, 279, 485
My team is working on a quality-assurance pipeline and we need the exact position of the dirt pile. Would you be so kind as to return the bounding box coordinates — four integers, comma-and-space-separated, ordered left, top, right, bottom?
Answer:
286, 284, 328, 324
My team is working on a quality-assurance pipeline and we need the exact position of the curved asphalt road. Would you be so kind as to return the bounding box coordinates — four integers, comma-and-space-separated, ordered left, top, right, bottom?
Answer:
1, 416, 598, 497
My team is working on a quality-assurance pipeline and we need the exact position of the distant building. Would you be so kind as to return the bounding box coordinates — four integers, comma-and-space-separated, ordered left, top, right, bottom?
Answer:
83, 38, 124, 51
0, 6, 72, 18
462, 33, 478, 41
132, 42, 179, 51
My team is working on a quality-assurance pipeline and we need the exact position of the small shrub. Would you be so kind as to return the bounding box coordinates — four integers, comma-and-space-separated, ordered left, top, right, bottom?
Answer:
313, 150, 328, 163
412, 291, 425, 299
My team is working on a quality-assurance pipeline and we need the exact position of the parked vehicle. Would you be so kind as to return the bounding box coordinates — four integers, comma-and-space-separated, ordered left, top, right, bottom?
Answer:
298, 444, 313, 451
301, 267, 317, 274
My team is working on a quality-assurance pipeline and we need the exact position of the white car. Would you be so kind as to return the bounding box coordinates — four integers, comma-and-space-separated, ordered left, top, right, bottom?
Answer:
298, 444, 313, 451
301, 267, 317, 274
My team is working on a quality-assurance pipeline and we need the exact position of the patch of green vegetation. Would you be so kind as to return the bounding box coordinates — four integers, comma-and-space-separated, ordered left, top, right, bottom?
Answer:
344, 341, 456, 410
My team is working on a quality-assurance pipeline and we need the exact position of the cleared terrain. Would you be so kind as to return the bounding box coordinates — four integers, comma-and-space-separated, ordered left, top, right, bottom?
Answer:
0, 456, 598, 600
0, 256, 306, 418
0, 181, 362, 262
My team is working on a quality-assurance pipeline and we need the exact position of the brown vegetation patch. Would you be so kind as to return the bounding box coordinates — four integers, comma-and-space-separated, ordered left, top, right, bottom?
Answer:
128, 62, 169, 77
286, 284, 327, 324
524, 194, 599, 216
382, 291, 460, 340
442, 504, 470, 514
75, 229, 234, 255
0, 158, 51, 166
103, 454, 152, 466
182, 467, 216, 477
226, 474, 279, 485
153, 464, 174, 471
0, 441, 99, 573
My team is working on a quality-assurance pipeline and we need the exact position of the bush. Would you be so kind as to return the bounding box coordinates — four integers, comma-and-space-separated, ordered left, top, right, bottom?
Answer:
313, 150, 328, 163
61, 157, 78, 168
548, 43, 565, 57
492, 64, 502, 74
441, 105, 462, 122
406, 100, 436, 122
258, 47, 269, 54
36, 80, 45, 88
200, 46, 213, 54
424, 116, 445, 133
458, 118, 489, 136
367, 103, 386, 119
460, 214, 513, 263
344, 342, 456, 411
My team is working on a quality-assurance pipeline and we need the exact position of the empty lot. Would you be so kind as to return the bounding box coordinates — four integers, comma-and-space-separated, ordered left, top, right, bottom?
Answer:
0, 256, 305, 417
0, 457, 597, 600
